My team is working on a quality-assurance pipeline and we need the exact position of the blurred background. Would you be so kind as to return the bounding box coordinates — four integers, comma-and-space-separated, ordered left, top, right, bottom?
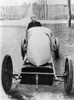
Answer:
0, 0, 74, 20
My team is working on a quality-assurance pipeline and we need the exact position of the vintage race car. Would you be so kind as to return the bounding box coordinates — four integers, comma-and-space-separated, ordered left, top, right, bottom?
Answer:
20, 26, 59, 85
1, 26, 73, 95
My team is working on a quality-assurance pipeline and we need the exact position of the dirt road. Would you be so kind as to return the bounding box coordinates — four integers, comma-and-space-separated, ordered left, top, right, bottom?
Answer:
0, 22, 74, 100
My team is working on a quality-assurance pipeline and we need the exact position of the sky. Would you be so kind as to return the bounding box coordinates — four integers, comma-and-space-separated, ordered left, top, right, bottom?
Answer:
0, 0, 74, 6
0, 0, 38, 6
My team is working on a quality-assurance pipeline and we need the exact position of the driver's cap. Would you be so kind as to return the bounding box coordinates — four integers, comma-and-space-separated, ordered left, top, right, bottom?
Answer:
31, 14, 36, 18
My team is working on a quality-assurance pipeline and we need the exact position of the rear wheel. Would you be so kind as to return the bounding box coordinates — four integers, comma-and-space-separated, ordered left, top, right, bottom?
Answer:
1, 55, 13, 94
64, 56, 73, 94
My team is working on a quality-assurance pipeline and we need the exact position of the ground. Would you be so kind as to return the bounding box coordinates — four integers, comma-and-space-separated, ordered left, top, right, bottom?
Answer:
0, 20, 74, 100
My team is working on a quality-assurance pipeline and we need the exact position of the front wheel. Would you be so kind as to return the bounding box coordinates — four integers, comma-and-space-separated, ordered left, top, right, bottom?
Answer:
21, 39, 26, 60
53, 38, 59, 59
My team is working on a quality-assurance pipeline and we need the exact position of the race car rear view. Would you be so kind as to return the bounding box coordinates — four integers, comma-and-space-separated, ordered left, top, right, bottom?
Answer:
1, 27, 73, 95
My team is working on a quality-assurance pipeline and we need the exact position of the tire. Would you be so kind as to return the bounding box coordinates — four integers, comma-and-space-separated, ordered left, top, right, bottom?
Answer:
64, 56, 73, 94
1, 55, 13, 94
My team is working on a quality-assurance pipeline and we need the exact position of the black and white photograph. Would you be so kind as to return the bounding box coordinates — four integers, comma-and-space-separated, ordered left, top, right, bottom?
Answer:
0, 0, 74, 100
